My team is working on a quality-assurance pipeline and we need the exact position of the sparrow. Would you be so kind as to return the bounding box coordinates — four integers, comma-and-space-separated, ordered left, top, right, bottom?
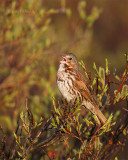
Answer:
57, 53, 107, 125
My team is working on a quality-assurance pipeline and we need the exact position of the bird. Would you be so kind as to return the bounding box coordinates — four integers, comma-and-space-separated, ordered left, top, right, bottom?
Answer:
56, 53, 107, 126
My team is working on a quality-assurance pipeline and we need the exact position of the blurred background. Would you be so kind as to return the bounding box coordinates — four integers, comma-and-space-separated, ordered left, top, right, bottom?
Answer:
0, 0, 128, 159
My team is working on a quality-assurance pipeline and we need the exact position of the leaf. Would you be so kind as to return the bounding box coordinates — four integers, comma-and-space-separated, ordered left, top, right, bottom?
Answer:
93, 115, 99, 124
73, 106, 81, 115
76, 113, 80, 122
100, 114, 113, 133
84, 119, 94, 126
79, 61, 85, 70
123, 128, 127, 136
73, 149, 79, 154
40, 117, 43, 121
107, 113, 113, 124
98, 85, 101, 90
114, 90, 121, 104
48, 9, 59, 15
34, 122, 37, 127
66, 8, 72, 18
45, 38, 51, 48
67, 124, 72, 132
115, 75, 120, 81
78, 1, 86, 20
93, 62, 97, 70
103, 84, 108, 93
92, 77, 97, 86
75, 97, 81, 105
56, 116, 59, 124
122, 70, 126, 77
51, 118, 56, 128
13, 132, 17, 139
52, 96, 57, 112
17, 151, 22, 157
79, 124, 82, 131
121, 84, 128, 98
99, 67, 105, 86
113, 110, 120, 121
87, 7, 102, 28
106, 58, 108, 75
79, 1, 86, 8
37, 121, 42, 127
20, 112, 24, 121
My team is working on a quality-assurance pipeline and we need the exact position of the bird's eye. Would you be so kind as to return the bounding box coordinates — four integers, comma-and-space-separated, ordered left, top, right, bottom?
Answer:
69, 57, 72, 60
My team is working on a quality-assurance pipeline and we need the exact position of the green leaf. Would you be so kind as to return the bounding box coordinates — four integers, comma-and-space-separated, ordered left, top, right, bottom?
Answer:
37, 121, 42, 127
103, 84, 108, 93
123, 128, 127, 136
67, 124, 72, 132
75, 113, 80, 124
40, 117, 43, 121
56, 116, 59, 124
79, 124, 82, 131
93, 115, 99, 124
79, 61, 86, 70
78, 1, 86, 20
48, 9, 59, 15
92, 77, 97, 86
66, 8, 72, 18
17, 151, 22, 157
73, 106, 81, 115
52, 96, 57, 112
114, 90, 121, 104
20, 112, 24, 121
13, 132, 17, 139
73, 149, 79, 154
45, 38, 51, 48
75, 97, 81, 105
107, 113, 113, 124
106, 58, 109, 75
115, 75, 120, 81
122, 70, 126, 77
87, 7, 102, 28
100, 114, 113, 133
79, 1, 86, 8
99, 67, 105, 86
98, 85, 101, 90
93, 62, 97, 70
51, 118, 56, 127
121, 85, 128, 98
84, 119, 94, 126
113, 110, 120, 121
39, 9, 45, 16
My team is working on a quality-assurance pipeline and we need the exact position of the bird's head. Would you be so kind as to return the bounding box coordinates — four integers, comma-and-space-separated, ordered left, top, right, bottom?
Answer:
60, 53, 78, 69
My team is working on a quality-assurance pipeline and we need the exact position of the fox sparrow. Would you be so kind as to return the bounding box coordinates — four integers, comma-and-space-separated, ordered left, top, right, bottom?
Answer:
57, 53, 107, 125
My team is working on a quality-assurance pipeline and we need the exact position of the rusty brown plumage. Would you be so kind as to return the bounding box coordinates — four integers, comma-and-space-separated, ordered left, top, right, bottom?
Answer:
57, 53, 107, 125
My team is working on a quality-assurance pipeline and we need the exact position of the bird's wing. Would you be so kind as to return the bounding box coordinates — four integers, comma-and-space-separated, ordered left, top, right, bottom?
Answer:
73, 69, 94, 103
72, 69, 107, 125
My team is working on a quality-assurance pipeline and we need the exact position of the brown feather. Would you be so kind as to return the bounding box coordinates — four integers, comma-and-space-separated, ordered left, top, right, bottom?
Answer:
57, 53, 107, 125
73, 69, 107, 124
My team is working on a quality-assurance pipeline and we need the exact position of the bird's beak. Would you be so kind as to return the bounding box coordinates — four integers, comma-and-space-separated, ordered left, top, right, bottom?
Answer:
60, 55, 66, 63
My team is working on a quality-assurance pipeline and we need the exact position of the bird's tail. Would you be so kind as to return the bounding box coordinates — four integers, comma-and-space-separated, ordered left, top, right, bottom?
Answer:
82, 101, 107, 125
95, 106, 107, 124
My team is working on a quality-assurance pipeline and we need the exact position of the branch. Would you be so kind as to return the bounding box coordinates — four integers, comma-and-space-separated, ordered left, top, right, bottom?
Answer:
24, 129, 61, 158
